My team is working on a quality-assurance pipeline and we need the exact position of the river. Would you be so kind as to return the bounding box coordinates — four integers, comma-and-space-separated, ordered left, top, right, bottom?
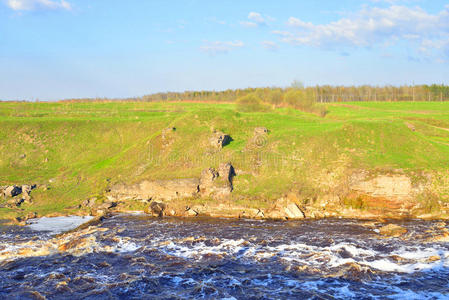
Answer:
1, 214, 449, 299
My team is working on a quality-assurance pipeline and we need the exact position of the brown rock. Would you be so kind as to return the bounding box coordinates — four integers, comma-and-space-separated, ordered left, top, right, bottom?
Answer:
209, 131, 231, 149
379, 224, 407, 237
109, 178, 200, 202
200, 168, 219, 186
426, 255, 441, 263
149, 201, 166, 217
218, 162, 235, 183
254, 127, 269, 135
284, 203, 305, 219
350, 174, 415, 200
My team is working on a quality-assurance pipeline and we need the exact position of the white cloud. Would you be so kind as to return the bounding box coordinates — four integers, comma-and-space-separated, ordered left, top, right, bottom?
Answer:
276, 5, 449, 60
5, 0, 71, 11
261, 41, 279, 51
248, 12, 265, 24
241, 11, 274, 28
200, 41, 244, 55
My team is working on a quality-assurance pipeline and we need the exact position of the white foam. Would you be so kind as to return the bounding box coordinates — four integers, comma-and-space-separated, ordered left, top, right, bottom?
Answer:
26, 216, 94, 234
114, 239, 140, 253
153, 237, 449, 275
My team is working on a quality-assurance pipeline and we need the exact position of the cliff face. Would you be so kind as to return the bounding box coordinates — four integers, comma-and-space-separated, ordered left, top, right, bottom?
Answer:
99, 168, 447, 220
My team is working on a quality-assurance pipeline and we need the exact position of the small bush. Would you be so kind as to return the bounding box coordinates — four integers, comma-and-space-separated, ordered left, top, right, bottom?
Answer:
284, 89, 327, 117
268, 89, 283, 107
236, 94, 270, 112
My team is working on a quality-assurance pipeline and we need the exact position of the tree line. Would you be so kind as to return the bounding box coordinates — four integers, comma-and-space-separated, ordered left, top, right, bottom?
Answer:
53, 84, 449, 105
139, 84, 449, 103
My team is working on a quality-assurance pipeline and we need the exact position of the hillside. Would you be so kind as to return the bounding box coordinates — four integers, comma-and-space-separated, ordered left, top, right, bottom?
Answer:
1, 101, 449, 221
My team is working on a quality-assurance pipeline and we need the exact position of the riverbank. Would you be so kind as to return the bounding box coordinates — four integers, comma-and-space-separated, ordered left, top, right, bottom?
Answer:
2, 101, 449, 222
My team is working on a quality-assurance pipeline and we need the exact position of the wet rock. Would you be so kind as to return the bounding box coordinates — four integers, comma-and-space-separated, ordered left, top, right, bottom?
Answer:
57, 236, 97, 254
426, 231, 449, 243
209, 131, 231, 149
21, 291, 46, 300
426, 255, 441, 263
329, 262, 375, 281
379, 224, 407, 237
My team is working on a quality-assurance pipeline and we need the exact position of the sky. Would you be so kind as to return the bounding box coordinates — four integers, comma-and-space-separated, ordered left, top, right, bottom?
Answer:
0, 0, 449, 100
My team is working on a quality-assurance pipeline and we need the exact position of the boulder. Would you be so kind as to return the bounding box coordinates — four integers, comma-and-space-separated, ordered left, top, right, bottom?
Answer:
149, 201, 166, 217
254, 127, 269, 135
96, 202, 117, 210
284, 203, 305, 219
265, 198, 306, 220
209, 131, 231, 149
379, 224, 407, 237
251, 127, 269, 148
4, 186, 22, 198
81, 197, 97, 208
199, 163, 235, 198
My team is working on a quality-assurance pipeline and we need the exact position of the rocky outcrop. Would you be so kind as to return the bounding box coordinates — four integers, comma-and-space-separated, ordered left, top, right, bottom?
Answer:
199, 162, 235, 198
3, 185, 22, 198
350, 174, 417, 200
209, 131, 231, 149
108, 163, 235, 203
1, 184, 37, 207
108, 178, 200, 202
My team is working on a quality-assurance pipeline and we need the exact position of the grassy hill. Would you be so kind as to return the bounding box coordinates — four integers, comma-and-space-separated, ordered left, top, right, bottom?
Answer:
1, 101, 449, 219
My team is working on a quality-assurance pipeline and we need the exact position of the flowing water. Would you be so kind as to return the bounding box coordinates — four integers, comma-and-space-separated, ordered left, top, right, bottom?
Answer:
1, 214, 449, 299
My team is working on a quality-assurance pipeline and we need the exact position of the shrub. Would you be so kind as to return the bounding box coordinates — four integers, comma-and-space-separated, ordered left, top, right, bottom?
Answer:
284, 89, 314, 110
236, 94, 270, 112
268, 90, 283, 107
284, 89, 327, 117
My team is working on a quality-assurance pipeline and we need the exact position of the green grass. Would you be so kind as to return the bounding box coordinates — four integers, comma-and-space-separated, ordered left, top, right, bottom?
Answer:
1, 100, 449, 218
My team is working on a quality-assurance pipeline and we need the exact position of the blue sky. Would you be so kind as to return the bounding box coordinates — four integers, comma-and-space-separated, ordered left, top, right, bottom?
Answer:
1, 0, 449, 100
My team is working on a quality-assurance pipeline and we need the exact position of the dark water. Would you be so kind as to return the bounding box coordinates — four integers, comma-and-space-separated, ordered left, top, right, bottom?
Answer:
1, 215, 449, 299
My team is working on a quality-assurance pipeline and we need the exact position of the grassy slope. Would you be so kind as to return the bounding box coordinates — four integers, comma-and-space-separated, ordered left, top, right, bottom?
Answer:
1, 101, 449, 218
